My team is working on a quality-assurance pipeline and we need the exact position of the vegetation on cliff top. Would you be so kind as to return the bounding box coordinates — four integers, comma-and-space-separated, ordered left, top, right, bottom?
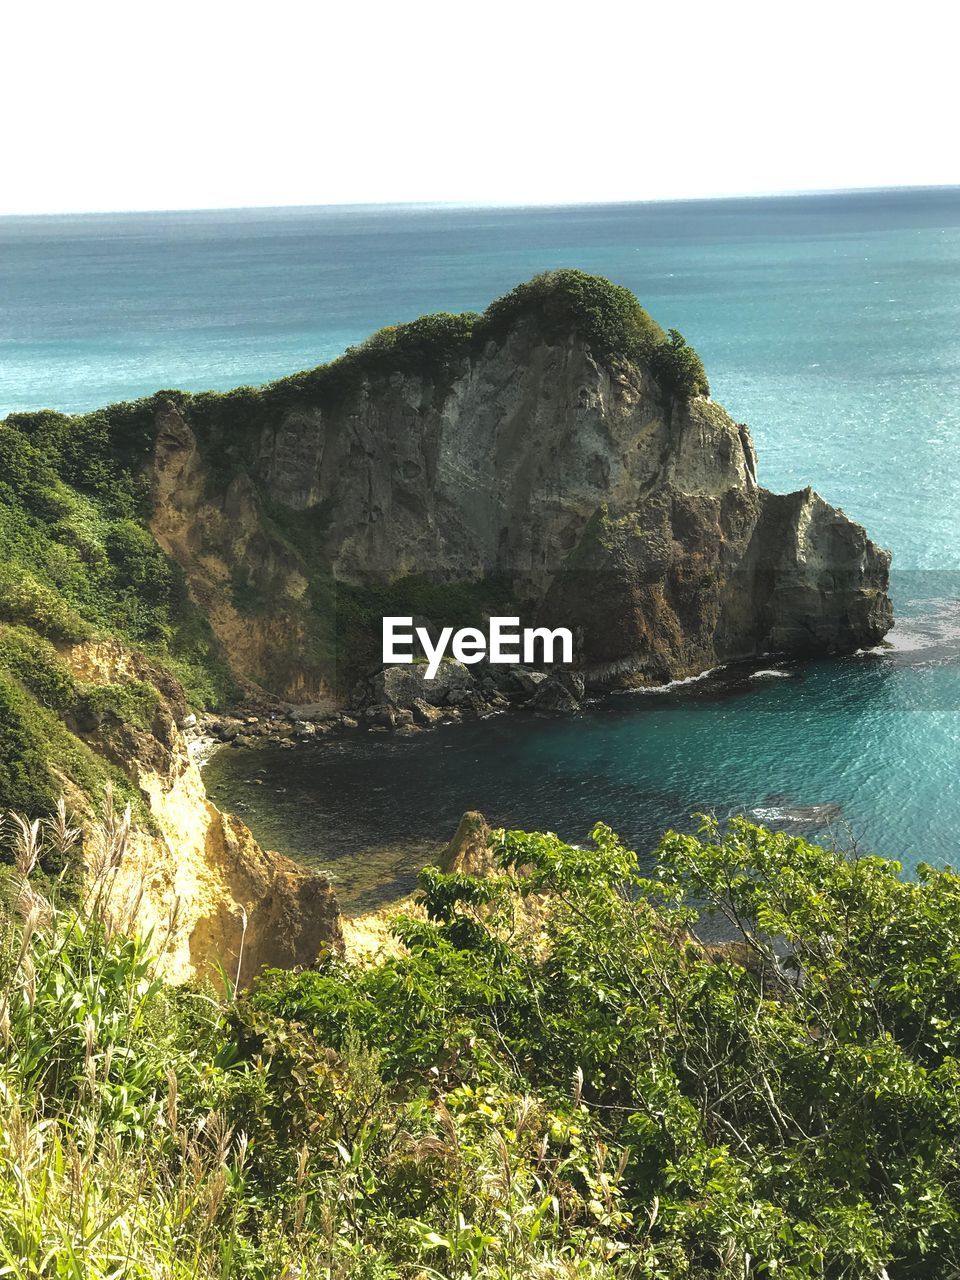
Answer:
3, 805, 959, 1277
180, 269, 709, 450
41, 271, 705, 475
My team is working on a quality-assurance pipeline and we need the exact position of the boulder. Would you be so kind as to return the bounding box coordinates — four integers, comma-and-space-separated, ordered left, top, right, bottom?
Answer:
441, 811, 494, 876
513, 667, 550, 696
530, 670, 586, 714
411, 699, 445, 727
370, 659, 477, 710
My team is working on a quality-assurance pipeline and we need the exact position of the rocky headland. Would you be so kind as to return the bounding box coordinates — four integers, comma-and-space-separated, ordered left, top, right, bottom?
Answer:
0, 271, 893, 979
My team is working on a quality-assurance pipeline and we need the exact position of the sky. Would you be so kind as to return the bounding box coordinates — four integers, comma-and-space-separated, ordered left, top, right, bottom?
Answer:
3, 0, 956, 216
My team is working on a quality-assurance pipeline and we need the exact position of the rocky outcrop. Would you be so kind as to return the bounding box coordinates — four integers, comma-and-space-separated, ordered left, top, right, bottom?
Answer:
142, 284, 891, 703
441, 811, 494, 877
529, 670, 586, 714
58, 638, 343, 985
0, 274, 892, 986
541, 482, 892, 687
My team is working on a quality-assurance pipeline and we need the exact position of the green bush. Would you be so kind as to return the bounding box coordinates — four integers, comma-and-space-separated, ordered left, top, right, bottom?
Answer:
6, 800, 960, 1275
0, 674, 63, 814
73, 678, 162, 732
346, 309, 481, 379
0, 405, 232, 713
650, 327, 711, 399
0, 626, 78, 709
250, 818, 960, 1275
0, 669, 147, 820
0, 565, 92, 643
479, 268, 666, 364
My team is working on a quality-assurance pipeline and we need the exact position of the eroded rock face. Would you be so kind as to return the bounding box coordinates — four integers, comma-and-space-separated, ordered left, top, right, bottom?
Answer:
741, 488, 893, 656
58, 638, 343, 985
146, 316, 892, 699
441, 811, 494, 877
541, 485, 892, 686
251, 329, 758, 594
149, 401, 336, 705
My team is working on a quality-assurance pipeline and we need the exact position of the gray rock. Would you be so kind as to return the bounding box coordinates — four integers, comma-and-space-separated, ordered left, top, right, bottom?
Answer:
411, 699, 445, 727
514, 668, 549, 696
372, 660, 476, 710
530, 670, 586, 715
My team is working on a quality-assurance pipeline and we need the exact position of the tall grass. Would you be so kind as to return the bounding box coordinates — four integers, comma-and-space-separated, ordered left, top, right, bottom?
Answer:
0, 796, 635, 1279
0, 794, 254, 1278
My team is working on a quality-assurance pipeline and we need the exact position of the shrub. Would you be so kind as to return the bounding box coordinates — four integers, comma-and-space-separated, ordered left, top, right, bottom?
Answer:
0, 626, 78, 709
0, 566, 92, 643
0, 406, 232, 712
73, 678, 162, 732
479, 268, 667, 364
346, 309, 481, 378
251, 818, 960, 1275
650, 327, 711, 399
7, 796, 960, 1275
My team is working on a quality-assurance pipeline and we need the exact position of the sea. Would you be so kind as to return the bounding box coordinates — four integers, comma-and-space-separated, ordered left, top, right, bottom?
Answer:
3, 188, 960, 903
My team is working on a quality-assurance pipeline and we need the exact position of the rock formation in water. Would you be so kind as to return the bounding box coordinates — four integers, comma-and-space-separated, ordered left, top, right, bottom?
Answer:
146, 271, 892, 704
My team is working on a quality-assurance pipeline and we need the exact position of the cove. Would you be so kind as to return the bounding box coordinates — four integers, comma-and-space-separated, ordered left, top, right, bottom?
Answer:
204, 576, 960, 911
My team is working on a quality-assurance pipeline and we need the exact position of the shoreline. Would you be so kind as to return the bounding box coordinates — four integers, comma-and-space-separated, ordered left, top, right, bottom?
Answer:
190, 647, 895, 767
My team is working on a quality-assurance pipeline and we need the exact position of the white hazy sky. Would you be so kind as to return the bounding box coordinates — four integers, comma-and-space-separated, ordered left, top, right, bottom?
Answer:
2, 0, 956, 216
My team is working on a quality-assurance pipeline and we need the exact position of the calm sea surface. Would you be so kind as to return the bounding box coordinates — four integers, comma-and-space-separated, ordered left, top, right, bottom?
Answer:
4, 190, 960, 897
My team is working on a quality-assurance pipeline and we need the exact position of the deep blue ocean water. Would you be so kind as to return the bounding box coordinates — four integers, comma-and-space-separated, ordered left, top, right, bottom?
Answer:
4, 189, 960, 891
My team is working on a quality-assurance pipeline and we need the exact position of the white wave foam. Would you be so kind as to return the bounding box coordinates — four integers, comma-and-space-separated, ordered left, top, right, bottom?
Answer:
631, 666, 722, 695
189, 736, 222, 768
749, 801, 842, 825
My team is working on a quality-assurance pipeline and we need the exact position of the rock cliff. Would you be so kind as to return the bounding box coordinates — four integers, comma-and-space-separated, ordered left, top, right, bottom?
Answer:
145, 273, 891, 699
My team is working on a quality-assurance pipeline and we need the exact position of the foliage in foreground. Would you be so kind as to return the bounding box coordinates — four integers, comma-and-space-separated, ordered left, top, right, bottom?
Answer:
4, 803, 957, 1277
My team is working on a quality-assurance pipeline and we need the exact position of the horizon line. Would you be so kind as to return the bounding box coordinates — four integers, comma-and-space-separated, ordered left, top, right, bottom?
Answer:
3, 182, 960, 221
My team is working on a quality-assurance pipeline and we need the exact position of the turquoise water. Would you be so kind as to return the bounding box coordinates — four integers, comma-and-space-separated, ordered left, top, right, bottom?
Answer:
204, 606, 960, 903
5, 189, 960, 876
4, 189, 960, 566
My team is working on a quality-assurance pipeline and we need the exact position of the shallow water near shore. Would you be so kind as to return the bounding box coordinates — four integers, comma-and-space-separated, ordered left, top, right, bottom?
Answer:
204, 574, 960, 907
